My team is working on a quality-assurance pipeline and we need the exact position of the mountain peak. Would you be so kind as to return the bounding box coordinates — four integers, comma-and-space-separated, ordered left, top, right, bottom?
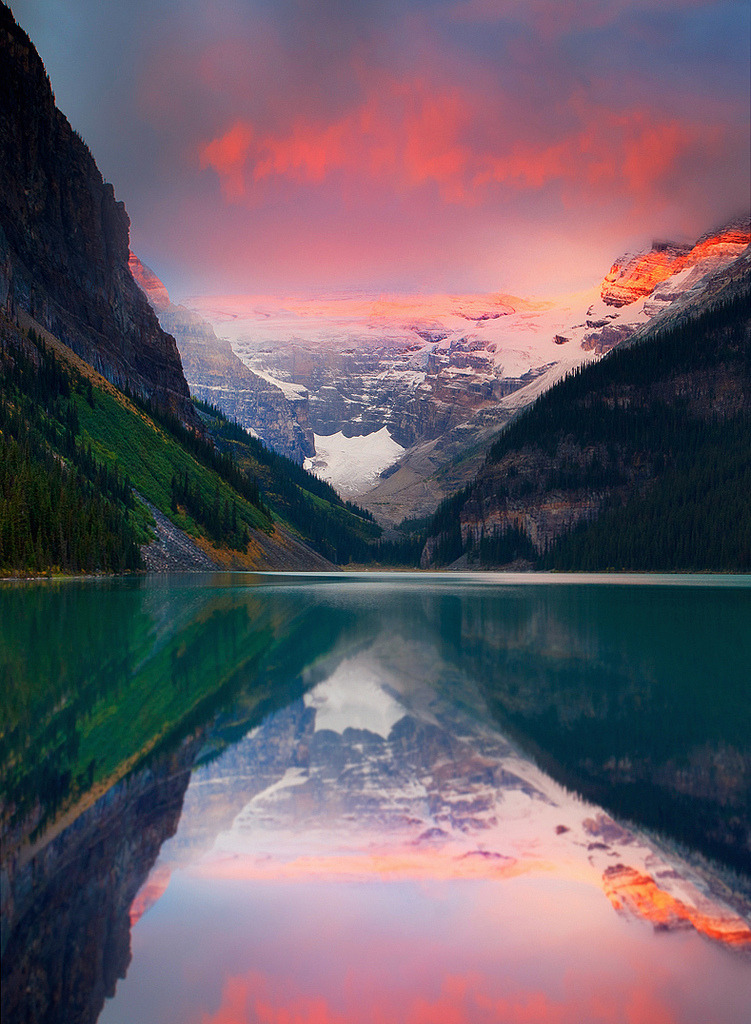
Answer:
600, 219, 750, 308
128, 253, 172, 312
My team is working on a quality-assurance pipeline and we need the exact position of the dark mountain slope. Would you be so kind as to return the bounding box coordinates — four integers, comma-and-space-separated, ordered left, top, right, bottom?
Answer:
129, 254, 315, 464
422, 251, 751, 571
0, 3, 197, 428
194, 400, 383, 565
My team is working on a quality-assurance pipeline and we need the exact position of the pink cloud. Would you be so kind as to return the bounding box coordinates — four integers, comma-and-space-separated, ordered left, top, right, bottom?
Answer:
199, 121, 255, 199
478, 105, 715, 202
197, 79, 721, 212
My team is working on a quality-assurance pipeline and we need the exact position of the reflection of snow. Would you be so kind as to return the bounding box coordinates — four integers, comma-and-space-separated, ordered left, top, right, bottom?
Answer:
304, 427, 404, 497
304, 658, 406, 738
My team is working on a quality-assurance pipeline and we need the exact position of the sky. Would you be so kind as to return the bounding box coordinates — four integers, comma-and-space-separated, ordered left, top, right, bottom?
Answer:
12, 0, 751, 299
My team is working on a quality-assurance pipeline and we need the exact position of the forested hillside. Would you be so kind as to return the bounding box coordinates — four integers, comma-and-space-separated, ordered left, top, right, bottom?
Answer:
0, 311, 409, 575
194, 400, 383, 564
0, 312, 314, 574
0, 317, 143, 573
422, 263, 751, 572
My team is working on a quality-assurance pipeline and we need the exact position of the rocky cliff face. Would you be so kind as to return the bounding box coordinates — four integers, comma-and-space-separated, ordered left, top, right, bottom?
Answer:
600, 220, 750, 309
129, 255, 314, 463
0, 5, 198, 427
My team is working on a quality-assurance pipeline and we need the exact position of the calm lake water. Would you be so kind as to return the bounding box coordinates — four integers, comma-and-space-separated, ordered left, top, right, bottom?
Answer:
2, 572, 750, 1024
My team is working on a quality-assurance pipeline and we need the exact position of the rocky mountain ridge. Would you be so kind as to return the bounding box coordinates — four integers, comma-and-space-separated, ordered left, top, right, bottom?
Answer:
180, 220, 748, 524
0, 4, 197, 428
600, 220, 751, 308
420, 246, 751, 570
129, 254, 314, 463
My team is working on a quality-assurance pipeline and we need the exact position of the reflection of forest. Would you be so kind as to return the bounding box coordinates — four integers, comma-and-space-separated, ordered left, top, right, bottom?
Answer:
0, 578, 352, 1024
1, 739, 197, 1024
452, 585, 751, 874
0, 578, 345, 859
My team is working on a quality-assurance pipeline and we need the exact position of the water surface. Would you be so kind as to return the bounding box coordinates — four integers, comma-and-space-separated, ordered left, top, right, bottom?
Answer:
2, 573, 750, 1023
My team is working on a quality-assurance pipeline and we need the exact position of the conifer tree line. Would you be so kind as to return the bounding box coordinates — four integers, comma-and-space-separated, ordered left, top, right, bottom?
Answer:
127, 391, 271, 518
193, 399, 385, 565
170, 470, 250, 550
423, 285, 751, 571
0, 324, 140, 573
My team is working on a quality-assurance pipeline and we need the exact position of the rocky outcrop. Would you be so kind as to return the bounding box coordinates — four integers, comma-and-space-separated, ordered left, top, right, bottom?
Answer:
129, 254, 314, 463
138, 497, 218, 572
600, 220, 750, 308
0, 4, 198, 427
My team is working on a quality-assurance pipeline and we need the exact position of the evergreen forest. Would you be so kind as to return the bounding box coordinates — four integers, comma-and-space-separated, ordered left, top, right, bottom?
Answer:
423, 282, 751, 571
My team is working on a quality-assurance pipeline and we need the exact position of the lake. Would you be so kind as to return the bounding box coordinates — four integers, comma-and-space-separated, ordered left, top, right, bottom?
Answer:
1, 572, 750, 1023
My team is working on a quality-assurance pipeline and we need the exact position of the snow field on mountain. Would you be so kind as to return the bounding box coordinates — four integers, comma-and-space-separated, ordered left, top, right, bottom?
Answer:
304, 427, 405, 496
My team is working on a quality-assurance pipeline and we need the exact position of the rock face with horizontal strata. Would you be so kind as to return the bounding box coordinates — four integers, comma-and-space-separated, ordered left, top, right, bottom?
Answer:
600, 222, 750, 308
0, 4, 198, 428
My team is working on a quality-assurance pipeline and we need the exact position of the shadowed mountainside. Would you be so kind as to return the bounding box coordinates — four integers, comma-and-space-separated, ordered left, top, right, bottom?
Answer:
0, 3, 198, 429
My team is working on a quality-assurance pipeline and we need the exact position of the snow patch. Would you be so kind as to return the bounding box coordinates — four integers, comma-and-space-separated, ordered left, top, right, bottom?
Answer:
252, 368, 308, 401
304, 427, 404, 497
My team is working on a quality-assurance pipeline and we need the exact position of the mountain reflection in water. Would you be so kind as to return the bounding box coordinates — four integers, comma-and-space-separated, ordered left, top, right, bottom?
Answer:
2, 574, 750, 1024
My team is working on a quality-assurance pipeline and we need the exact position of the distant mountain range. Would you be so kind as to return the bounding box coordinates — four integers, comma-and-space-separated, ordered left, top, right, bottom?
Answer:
137, 221, 749, 526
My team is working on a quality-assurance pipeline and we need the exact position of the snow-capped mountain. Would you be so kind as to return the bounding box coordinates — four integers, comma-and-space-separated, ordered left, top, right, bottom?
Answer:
181, 220, 748, 522
133, 219, 748, 523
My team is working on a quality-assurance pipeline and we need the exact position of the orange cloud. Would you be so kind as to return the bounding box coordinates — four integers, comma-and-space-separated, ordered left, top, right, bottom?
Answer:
254, 120, 348, 183
477, 106, 714, 201
198, 80, 720, 211
198, 79, 475, 202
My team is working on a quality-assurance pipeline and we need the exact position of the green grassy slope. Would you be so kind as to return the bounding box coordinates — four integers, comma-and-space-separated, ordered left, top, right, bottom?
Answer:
194, 399, 384, 563
1, 312, 280, 574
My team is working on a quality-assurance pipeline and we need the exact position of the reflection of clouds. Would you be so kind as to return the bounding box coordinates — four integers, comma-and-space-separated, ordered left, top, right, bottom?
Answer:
177, 624, 751, 952
200, 965, 685, 1024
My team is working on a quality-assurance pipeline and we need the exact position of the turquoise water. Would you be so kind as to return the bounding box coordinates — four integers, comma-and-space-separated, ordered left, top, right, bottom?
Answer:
2, 573, 750, 1023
